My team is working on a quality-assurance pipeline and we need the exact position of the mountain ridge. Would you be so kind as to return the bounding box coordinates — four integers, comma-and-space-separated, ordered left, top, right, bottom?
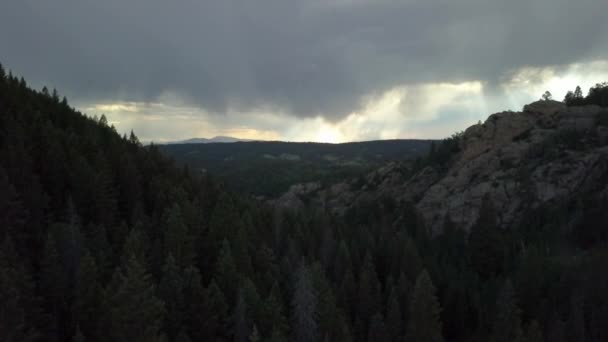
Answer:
275, 99, 608, 235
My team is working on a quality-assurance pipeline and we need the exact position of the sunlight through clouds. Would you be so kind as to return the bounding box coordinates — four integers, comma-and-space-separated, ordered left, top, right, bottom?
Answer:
78, 60, 608, 143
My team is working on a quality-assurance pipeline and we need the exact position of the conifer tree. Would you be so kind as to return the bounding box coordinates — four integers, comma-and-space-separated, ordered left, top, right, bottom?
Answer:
567, 290, 585, 342
356, 253, 382, 340
105, 256, 166, 342
74, 251, 102, 341
386, 287, 402, 341
158, 255, 184, 340
216, 239, 239, 301
164, 204, 193, 268
206, 279, 229, 339
234, 288, 249, 342
492, 279, 522, 342
368, 312, 390, 342
292, 262, 318, 342
260, 282, 288, 339
406, 270, 443, 342
468, 197, 505, 278
523, 320, 544, 342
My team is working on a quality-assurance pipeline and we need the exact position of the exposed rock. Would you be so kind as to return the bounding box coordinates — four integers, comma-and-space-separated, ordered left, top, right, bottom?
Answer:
272, 101, 608, 236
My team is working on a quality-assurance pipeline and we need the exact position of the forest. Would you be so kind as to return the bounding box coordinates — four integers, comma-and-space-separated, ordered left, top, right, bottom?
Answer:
159, 139, 431, 197
1, 63, 608, 342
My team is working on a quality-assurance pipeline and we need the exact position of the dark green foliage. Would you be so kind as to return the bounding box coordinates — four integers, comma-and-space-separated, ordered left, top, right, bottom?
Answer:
468, 197, 505, 278
492, 279, 522, 342
160, 140, 432, 197
406, 270, 443, 342
104, 256, 166, 342
292, 262, 318, 342
564, 82, 608, 107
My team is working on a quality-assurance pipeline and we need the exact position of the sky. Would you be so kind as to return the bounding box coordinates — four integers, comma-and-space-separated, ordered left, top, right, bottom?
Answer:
2, 0, 608, 143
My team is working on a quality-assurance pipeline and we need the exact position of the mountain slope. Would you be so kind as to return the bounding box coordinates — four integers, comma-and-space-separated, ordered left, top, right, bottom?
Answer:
278, 100, 608, 235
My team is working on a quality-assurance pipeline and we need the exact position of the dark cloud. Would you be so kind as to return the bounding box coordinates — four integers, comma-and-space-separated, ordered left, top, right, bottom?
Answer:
2, 0, 607, 121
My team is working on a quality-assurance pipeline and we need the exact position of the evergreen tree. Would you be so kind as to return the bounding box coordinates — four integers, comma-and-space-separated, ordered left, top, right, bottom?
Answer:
406, 270, 443, 342
40, 233, 64, 341
105, 256, 166, 342
73, 325, 85, 342
163, 204, 193, 268
0, 236, 37, 341
523, 320, 543, 342
206, 279, 229, 339
356, 253, 382, 340
216, 239, 239, 301
260, 282, 288, 339
74, 251, 102, 342
158, 255, 184, 340
492, 279, 522, 342
567, 290, 585, 342
292, 262, 318, 342
367, 312, 389, 342
385, 287, 402, 341
468, 197, 505, 278
233, 288, 249, 342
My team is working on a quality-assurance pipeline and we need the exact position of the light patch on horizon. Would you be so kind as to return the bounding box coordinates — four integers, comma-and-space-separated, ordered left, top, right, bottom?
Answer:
77, 59, 608, 143
501, 59, 608, 106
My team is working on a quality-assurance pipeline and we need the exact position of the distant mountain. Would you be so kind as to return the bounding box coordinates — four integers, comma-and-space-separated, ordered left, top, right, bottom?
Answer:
166, 135, 253, 144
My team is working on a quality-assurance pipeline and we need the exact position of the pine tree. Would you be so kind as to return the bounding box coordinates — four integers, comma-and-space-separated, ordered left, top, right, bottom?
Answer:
260, 282, 288, 339
181, 265, 206, 341
163, 204, 193, 268
120, 226, 148, 266
249, 325, 261, 342
312, 263, 340, 340
233, 287, 249, 342
367, 312, 390, 342
386, 287, 402, 341
406, 270, 443, 342
468, 197, 505, 278
105, 256, 166, 342
158, 255, 184, 340
356, 253, 382, 340
0, 236, 36, 341
523, 320, 544, 342
292, 262, 318, 342
492, 279, 522, 342
74, 250, 102, 341
40, 232, 64, 341
567, 290, 585, 342
216, 239, 239, 302
206, 279, 229, 339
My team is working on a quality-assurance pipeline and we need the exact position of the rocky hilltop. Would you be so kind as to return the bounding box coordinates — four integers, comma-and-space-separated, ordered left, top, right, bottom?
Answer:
275, 100, 608, 234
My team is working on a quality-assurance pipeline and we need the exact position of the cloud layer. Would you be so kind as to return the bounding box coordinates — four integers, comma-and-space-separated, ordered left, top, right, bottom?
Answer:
2, 0, 607, 141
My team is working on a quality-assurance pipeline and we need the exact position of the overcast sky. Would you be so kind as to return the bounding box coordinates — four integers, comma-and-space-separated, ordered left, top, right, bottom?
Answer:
2, 0, 608, 142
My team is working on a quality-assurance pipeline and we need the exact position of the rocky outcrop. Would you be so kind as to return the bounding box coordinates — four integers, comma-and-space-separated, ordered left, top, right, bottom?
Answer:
274, 100, 608, 235
414, 101, 607, 233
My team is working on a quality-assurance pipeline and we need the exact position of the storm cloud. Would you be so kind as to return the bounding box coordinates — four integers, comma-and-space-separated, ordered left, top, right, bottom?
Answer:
2, 0, 607, 139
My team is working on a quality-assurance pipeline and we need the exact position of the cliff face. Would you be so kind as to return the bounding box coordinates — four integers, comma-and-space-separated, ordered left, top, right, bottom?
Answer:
416, 100, 608, 233
275, 101, 608, 233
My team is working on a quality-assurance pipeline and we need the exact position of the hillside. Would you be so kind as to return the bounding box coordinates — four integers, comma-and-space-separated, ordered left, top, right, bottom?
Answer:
276, 99, 608, 238
2, 63, 608, 342
160, 139, 431, 197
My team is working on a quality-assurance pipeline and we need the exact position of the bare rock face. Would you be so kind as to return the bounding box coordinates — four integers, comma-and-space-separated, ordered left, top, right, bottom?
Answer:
414, 101, 608, 234
272, 100, 608, 236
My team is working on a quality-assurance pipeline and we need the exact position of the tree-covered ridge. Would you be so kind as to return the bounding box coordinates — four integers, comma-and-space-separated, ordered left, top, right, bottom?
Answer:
160, 139, 432, 197
2, 63, 608, 342
563, 82, 608, 107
